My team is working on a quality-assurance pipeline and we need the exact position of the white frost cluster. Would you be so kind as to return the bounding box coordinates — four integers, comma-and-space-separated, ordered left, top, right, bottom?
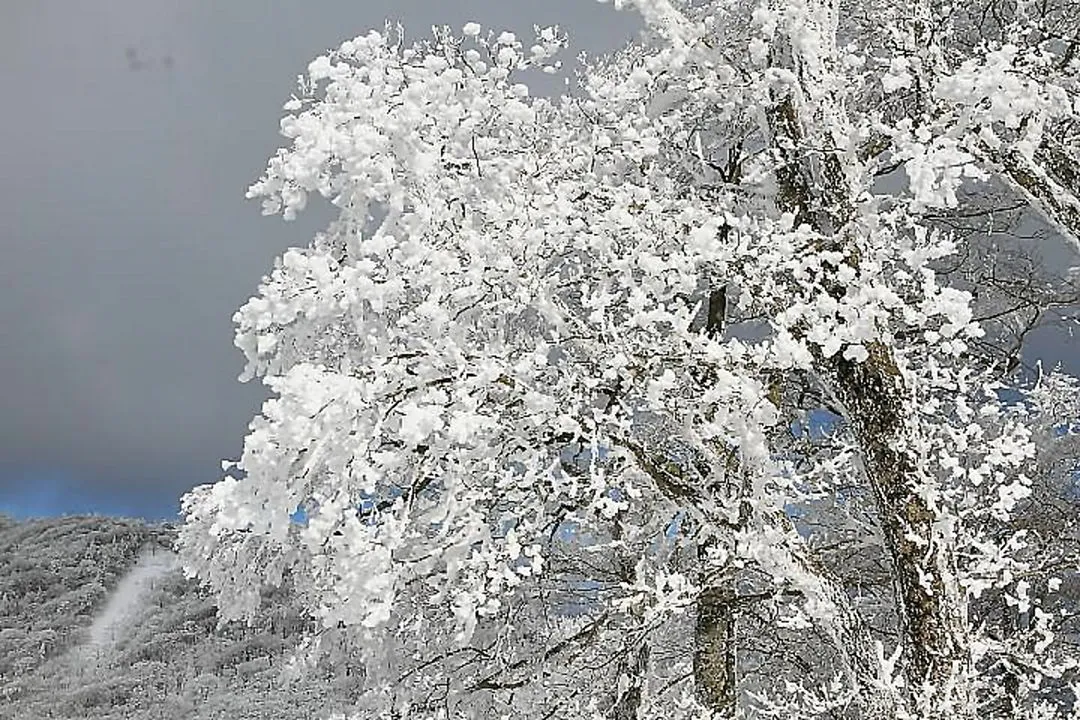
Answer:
177, 4, 1080, 718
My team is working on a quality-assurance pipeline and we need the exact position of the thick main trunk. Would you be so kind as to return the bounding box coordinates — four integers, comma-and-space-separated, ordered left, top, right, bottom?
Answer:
831, 345, 972, 711
765, 78, 973, 715
694, 582, 737, 715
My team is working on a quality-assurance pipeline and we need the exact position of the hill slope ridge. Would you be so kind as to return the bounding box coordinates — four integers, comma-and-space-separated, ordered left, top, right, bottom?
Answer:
0, 515, 357, 720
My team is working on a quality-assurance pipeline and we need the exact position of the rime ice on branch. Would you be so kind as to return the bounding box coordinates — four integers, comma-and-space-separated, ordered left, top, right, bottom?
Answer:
180, 3, 1080, 718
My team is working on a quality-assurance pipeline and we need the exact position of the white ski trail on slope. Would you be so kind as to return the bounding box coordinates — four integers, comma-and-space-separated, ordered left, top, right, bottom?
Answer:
86, 547, 177, 652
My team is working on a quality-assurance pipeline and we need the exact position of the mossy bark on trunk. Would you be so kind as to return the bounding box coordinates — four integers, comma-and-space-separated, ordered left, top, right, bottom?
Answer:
694, 582, 737, 715
831, 344, 972, 712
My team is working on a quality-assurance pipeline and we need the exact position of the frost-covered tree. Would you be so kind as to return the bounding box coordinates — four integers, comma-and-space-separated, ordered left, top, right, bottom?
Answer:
178, 1, 1080, 717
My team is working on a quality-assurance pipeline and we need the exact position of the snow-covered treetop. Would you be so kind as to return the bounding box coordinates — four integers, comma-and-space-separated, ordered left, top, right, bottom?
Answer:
180, 2, 1080, 717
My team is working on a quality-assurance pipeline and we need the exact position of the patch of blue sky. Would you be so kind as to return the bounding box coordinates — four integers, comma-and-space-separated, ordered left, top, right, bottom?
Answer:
0, 466, 179, 520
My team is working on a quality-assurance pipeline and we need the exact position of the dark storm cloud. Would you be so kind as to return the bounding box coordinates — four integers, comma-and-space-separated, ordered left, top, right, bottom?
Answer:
0, 0, 639, 517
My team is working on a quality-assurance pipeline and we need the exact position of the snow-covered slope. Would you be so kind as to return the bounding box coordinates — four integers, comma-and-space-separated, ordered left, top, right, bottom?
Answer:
0, 515, 359, 720
86, 548, 177, 652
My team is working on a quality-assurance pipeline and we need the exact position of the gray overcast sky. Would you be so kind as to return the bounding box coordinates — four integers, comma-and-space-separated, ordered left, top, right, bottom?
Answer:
0, 2, 1076, 520
0, 1, 638, 518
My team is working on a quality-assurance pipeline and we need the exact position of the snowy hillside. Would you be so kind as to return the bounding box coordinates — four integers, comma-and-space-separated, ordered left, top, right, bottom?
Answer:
0, 515, 359, 719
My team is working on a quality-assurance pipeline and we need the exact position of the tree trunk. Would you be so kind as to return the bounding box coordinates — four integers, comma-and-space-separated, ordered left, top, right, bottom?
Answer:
611, 642, 650, 720
763, 27, 975, 707
694, 582, 737, 715
831, 346, 973, 712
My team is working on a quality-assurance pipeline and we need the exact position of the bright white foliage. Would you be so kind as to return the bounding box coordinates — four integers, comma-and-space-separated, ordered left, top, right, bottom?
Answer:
180, 2, 1080, 718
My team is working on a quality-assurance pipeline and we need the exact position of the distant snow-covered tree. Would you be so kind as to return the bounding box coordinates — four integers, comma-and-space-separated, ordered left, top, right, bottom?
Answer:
179, 1, 1080, 717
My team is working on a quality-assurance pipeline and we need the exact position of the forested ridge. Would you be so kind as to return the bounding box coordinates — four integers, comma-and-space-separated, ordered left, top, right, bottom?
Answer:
0, 515, 358, 720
